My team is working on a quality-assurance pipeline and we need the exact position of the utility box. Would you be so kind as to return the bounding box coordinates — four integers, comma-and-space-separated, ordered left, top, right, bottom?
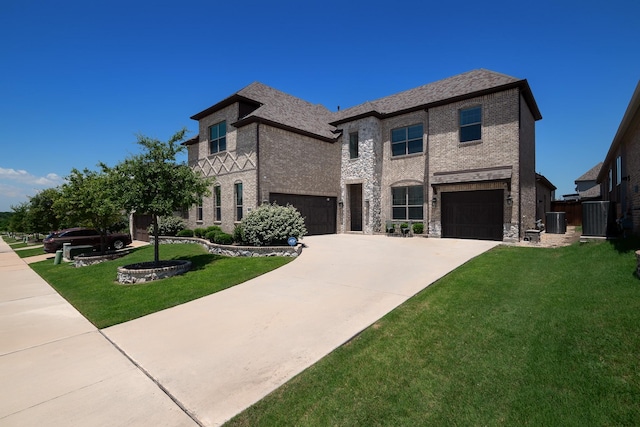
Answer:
582, 201, 616, 237
545, 212, 566, 234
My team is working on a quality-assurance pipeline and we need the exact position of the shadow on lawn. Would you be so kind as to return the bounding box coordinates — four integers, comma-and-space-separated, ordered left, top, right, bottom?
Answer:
167, 253, 224, 271
608, 235, 640, 254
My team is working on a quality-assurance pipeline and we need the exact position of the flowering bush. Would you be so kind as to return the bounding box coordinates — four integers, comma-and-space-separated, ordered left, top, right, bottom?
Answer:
147, 215, 186, 236
241, 203, 307, 246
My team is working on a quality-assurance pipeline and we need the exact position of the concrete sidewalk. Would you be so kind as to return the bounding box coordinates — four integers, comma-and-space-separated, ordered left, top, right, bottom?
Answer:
0, 236, 197, 426
104, 234, 498, 426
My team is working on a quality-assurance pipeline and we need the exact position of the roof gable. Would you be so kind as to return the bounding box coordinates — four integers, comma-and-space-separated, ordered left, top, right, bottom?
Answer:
191, 82, 337, 141
576, 162, 603, 182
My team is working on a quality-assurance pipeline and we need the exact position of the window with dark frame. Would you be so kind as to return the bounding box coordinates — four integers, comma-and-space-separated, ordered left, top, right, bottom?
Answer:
392, 186, 424, 220
391, 124, 423, 157
460, 106, 482, 143
235, 182, 243, 221
209, 121, 227, 154
214, 185, 221, 221
349, 132, 359, 159
616, 156, 622, 186
197, 202, 203, 222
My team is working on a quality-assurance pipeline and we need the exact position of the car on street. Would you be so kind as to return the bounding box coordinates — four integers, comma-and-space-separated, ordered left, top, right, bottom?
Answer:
43, 227, 132, 253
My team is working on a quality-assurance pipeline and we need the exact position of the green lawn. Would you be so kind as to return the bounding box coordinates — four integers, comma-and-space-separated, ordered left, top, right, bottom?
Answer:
16, 246, 47, 258
31, 244, 293, 328
227, 239, 640, 426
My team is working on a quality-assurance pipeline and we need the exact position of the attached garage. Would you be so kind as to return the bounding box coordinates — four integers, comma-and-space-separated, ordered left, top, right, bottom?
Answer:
269, 193, 337, 235
441, 190, 504, 241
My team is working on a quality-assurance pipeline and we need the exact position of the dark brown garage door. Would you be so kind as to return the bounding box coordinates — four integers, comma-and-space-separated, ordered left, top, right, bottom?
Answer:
441, 190, 504, 241
269, 193, 337, 235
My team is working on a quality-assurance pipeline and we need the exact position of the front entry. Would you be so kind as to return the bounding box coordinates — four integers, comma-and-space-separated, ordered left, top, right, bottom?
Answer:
349, 184, 363, 232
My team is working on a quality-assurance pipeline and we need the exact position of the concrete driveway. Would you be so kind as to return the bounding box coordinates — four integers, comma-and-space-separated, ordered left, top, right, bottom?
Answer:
103, 234, 498, 426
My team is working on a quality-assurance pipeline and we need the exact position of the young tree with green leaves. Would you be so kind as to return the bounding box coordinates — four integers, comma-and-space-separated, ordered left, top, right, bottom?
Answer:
110, 129, 212, 264
55, 168, 125, 254
27, 187, 63, 235
8, 202, 29, 234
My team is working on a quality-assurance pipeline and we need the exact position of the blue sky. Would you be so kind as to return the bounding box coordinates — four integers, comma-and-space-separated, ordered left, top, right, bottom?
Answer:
1, 0, 639, 211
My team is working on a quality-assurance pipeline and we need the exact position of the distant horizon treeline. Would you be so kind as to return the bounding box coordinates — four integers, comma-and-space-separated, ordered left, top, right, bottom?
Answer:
0, 212, 13, 231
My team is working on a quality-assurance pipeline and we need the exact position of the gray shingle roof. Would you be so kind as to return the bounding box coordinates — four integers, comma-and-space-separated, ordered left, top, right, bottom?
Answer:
576, 162, 603, 182
234, 82, 337, 140
191, 69, 541, 142
331, 69, 541, 124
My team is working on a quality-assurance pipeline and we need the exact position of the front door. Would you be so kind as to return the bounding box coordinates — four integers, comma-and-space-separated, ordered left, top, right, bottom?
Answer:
349, 184, 363, 232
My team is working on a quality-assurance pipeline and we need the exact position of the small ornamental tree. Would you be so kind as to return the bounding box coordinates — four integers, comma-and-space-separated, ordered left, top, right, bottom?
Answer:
110, 129, 212, 264
55, 168, 124, 254
28, 187, 63, 235
241, 203, 307, 246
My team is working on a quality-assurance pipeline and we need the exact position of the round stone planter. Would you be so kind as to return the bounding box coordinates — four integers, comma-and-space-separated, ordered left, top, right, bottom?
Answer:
74, 250, 130, 268
117, 260, 192, 285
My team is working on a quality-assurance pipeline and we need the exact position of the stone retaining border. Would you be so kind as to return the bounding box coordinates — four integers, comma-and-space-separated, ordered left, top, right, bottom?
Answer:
152, 236, 303, 257
73, 250, 132, 267
117, 260, 192, 285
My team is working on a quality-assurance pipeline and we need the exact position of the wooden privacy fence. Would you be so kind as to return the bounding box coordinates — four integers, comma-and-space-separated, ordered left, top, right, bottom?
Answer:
550, 201, 582, 226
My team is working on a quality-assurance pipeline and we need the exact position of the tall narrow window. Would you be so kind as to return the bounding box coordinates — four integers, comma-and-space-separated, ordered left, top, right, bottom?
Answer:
196, 201, 203, 222
349, 132, 359, 159
616, 156, 622, 186
214, 185, 221, 221
209, 121, 227, 154
235, 182, 243, 221
392, 186, 424, 220
608, 169, 613, 192
460, 106, 482, 142
391, 124, 423, 157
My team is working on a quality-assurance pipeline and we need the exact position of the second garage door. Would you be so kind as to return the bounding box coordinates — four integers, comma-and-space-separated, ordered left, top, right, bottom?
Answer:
269, 193, 337, 235
441, 190, 504, 241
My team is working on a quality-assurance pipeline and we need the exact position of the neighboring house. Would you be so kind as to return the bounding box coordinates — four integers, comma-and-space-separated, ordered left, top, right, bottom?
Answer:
186, 69, 542, 241
563, 163, 603, 201
535, 173, 556, 223
597, 81, 640, 236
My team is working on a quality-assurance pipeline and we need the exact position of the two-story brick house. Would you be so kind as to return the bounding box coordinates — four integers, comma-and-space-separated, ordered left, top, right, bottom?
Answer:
185, 69, 542, 241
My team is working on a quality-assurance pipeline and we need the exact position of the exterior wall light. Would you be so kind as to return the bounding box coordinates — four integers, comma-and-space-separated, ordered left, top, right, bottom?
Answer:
506, 194, 513, 206
431, 196, 437, 208
338, 200, 344, 208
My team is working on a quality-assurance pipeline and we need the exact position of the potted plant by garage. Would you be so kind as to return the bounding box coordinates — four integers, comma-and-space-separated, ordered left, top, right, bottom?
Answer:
400, 223, 410, 236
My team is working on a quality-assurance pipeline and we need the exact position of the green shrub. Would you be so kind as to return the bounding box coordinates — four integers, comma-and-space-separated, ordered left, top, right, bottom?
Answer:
194, 228, 206, 238
176, 229, 194, 237
233, 224, 245, 245
205, 230, 220, 242
241, 203, 307, 246
214, 232, 234, 245
206, 225, 222, 234
147, 216, 186, 236
412, 223, 424, 234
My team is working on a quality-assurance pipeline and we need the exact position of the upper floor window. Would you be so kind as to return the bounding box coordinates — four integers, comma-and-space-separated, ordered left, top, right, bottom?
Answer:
235, 182, 243, 221
209, 121, 227, 154
214, 185, 221, 222
391, 124, 423, 157
460, 106, 482, 143
392, 185, 424, 220
349, 132, 359, 159
608, 169, 613, 192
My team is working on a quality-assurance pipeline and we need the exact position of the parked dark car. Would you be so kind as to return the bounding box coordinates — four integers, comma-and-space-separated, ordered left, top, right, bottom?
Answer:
43, 227, 132, 253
